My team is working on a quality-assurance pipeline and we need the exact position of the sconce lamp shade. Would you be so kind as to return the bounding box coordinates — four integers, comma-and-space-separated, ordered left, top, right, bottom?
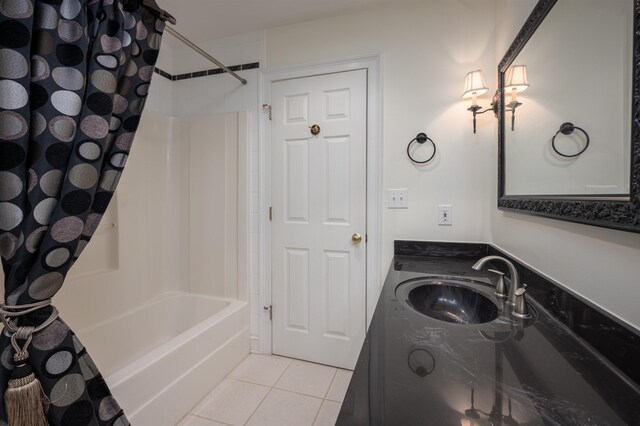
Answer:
505, 65, 529, 93
462, 70, 489, 99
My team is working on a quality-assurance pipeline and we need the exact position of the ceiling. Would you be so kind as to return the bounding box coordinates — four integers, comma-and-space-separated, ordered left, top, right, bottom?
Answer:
157, 0, 396, 46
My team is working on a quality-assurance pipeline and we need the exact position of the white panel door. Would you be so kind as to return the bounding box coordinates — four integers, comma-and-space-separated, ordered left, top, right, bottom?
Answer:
271, 70, 367, 369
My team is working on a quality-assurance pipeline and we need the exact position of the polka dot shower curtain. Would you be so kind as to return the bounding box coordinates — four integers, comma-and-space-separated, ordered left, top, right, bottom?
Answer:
0, 1, 166, 424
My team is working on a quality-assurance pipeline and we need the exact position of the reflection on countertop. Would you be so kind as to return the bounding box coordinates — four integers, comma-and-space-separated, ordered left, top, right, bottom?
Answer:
337, 243, 640, 426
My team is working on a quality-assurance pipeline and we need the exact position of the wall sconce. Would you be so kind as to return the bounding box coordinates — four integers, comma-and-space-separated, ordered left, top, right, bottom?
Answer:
462, 66, 529, 134
462, 70, 498, 134
504, 65, 529, 132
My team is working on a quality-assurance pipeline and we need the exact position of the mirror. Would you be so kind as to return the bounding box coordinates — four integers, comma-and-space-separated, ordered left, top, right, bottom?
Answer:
497, 0, 640, 233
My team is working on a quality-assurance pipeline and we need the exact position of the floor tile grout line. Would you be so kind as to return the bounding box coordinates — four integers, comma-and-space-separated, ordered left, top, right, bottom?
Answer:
244, 387, 326, 426
184, 355, 345, 426
226, 375, 278, 388
221, 354, 293, 388
270, 356, 294, 388
185, 354, 261, 424
328, 369, 354, 402
272, 383, 333, 400
242, 384, 273, 426
232, 354, 291, 425
183, 385, 221, 423
217, 354, 280, 425
273, 358, 339, 399
310, 397, 326, 426
269, 386, 336, 401
321, 399, 344, 425
226, 376, 273, 389
188, 413, 235, 425
322, 369, 339, 400
311, 402, 324, 425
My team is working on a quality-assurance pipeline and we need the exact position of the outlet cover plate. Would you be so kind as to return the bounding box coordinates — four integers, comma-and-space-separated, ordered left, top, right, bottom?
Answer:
438, 205, 452, 226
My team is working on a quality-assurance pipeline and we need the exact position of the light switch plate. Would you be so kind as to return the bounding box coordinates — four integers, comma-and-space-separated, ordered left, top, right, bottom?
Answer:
438, 205, 452, 226
388, 189, 409, 209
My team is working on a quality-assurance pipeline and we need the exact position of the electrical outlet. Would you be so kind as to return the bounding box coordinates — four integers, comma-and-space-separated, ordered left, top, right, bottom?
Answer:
438, 205, 452, 226
388, 189, 409, 209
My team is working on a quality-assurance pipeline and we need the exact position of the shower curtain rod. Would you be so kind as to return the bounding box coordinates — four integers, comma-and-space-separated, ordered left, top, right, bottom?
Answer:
164, 27, 248, 85
141, 0, 248, 85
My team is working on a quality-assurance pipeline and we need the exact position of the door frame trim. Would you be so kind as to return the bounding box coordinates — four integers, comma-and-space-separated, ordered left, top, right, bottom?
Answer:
258, 56, 382, 354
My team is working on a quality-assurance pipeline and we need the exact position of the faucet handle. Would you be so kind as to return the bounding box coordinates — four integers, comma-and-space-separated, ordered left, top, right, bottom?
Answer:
512, 285, 531, 319
487, 269, 508, 299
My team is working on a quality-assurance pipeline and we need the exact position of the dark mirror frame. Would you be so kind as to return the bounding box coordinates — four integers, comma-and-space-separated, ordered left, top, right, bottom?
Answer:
497, 0, 640, 233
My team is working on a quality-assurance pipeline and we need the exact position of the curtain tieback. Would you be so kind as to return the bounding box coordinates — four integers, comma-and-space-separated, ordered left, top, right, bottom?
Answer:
1, 301, 55, 426
0, 300, 59, 362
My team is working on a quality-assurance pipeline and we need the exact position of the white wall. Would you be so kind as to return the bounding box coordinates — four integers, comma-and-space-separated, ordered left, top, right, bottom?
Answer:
266, 0, 498, 281
493, 0, 640, 331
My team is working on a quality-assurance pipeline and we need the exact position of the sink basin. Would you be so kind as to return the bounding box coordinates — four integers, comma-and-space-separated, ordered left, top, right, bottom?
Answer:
406, 283, 499, 325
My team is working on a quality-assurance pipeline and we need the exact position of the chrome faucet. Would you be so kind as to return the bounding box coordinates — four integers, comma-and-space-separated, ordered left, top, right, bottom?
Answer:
472, 256, 521, 306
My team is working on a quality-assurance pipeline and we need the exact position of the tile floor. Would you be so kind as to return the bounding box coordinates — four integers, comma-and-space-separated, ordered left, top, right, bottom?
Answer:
178, 355, 352, 426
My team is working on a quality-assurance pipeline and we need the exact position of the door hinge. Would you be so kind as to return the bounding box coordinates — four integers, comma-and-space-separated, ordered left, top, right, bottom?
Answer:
262, 104, 272, 120
269, 207, 273, 221
264, 305, 273, 320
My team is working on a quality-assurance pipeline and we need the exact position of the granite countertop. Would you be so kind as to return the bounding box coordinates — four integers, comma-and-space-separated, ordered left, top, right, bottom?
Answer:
337, 254, 640, 426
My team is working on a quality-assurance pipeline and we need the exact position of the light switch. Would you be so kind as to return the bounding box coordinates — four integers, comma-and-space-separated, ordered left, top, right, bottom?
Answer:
388, 189, 409, 209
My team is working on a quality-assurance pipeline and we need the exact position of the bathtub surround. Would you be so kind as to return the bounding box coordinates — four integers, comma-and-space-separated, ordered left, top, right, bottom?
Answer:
143, 29, 265, 350
0, 2, 167, 425
188, 113, 248, 299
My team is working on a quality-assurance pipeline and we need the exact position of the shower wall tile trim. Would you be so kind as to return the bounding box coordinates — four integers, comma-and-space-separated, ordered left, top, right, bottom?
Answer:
154, 63, 260, 82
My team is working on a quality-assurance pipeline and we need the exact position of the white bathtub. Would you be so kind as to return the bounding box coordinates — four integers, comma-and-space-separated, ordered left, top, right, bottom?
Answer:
76, 292, 249, 425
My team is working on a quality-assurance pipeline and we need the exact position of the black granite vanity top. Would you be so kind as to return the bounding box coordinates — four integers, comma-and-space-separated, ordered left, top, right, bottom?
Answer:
337, 242, 640, 426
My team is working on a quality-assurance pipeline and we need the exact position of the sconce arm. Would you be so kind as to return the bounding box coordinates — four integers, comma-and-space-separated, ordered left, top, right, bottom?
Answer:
467, 105, 497, 134
470, 107, 495, 116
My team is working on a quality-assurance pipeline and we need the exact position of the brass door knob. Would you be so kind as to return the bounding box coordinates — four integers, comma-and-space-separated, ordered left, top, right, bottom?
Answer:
309, 124, 321, 135
352, 233, 362, 245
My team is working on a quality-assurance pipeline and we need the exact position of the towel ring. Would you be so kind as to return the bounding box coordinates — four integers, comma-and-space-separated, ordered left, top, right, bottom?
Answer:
407, 133, 436, 164
551, 122, 590, 158
407, 348, 435, 377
